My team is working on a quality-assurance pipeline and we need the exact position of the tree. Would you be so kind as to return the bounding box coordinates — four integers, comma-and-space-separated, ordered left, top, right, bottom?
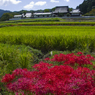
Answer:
69, 8, 73, 12
84, 8, 95, 16
0, 13, 13, 21
36, 10, 43, 12
51, 7, 56, 12
44, 9, 50, 12
77, 0, 95, 14
19, 10, 27, 15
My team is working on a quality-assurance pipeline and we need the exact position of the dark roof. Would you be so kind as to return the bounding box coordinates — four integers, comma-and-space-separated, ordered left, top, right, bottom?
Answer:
55, 6, 68, 8
53, 6, 69, 13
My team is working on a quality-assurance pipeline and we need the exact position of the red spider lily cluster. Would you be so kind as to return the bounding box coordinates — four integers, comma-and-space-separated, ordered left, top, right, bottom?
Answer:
1, 52, 95, 95
45, 52, 94, 67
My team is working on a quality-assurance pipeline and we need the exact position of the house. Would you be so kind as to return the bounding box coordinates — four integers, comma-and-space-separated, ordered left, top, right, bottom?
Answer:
9, 14, 22, 20
70, 9, 81, 16
53, 6, 69, 17
14, 15, 22, 18
25, 13, 32, 18
14, 14, 25, 18
33, 12, 53, 18
10, 6, 82, 20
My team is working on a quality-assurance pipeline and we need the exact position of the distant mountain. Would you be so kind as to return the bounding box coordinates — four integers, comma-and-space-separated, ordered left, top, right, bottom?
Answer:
0, 9, 11, 17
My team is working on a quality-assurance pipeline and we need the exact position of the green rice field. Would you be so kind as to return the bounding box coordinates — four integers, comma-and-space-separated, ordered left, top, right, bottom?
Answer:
0, 26, 95, 52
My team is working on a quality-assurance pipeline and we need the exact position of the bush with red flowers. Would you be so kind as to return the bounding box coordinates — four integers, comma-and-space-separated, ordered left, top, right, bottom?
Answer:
1, 52, 95, 95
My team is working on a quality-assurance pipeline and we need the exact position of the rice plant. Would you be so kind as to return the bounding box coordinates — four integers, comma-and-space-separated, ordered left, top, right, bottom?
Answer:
0, 26, 95, 52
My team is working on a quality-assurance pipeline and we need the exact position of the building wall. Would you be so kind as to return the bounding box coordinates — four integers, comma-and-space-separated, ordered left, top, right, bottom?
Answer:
34, 14, 52, 18
71, 13, 80, 16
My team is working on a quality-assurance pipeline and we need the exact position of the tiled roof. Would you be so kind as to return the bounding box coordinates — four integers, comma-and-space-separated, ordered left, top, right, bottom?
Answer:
53, 6, 69, 13
14, 15, 22, 18
34, 12, 52, 15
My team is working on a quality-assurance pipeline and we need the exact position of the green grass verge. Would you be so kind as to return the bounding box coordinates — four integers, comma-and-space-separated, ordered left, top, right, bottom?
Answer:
0, 43, 43, 79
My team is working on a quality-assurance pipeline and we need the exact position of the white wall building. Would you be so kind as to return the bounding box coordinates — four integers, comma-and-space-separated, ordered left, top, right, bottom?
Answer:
11, 6, 82, 20
25, 13, 32, 18
70, 9, 81, 16
33, 12, 53, 18
14, 15, 22, 18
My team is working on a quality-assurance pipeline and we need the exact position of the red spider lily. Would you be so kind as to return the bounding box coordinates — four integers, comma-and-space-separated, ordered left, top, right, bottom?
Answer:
1, 52, 95, 95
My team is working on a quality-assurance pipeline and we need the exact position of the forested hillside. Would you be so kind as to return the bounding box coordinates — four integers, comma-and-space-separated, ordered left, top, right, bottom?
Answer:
77, 0, 95, 14
0, 9, 11, 17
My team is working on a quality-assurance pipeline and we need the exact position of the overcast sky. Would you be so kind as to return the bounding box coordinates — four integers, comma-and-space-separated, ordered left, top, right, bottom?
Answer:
0, 0, 84, 11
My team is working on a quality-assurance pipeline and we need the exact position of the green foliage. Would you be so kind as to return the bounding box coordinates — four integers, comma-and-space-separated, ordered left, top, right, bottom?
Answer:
77, 0, 95, 14
67, 13, 71, 17
51, 7, 56, 11
16, 22, 95, 26
69, 8, 73, 12
84, 8, 95, 16
92, 6, 95, 9
19, 10, 27, 15
0, 44, 43, 79
0, 18, 61, 24
0, 9, 11, 17
36, 9, 43, 12
58, 13, 64, 17
0, 13, 13, 21
44, 9, 50, 12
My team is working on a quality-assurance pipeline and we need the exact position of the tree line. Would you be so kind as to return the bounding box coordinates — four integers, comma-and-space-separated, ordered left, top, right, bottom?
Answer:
0, 8, 56, 21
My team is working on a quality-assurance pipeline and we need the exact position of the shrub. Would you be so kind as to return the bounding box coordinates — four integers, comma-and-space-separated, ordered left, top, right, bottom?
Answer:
0, 44, 43, 80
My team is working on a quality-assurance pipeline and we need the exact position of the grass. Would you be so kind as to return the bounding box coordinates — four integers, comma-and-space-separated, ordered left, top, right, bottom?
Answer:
0, 18, 63, 24
0, 26, 95, 52
0, 43, 43, 80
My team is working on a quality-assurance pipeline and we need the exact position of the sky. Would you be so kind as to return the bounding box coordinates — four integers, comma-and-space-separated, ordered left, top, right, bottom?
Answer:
0, 0, 84, 11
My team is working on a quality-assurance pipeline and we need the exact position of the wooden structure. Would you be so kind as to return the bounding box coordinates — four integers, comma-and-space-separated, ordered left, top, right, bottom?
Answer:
25, 13, 32, 18
33, 12, 53, 18
70, 9, 81, 16
10, 6, 82, 20
53, 6, 69, 17
13, 14, 25, 18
